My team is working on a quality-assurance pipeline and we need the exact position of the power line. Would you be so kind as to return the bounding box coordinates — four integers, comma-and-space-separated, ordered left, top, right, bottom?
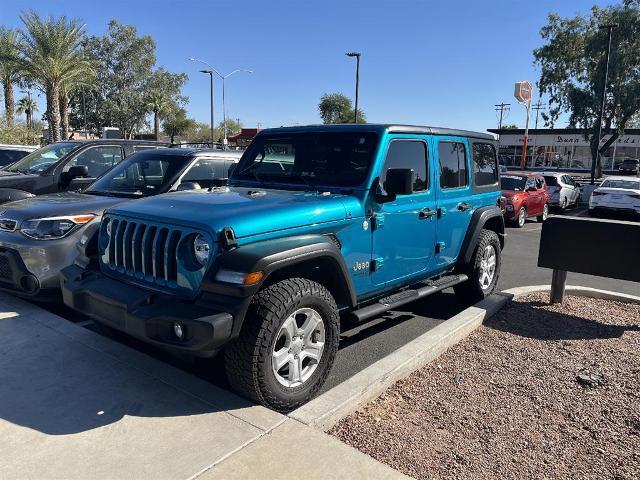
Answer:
495, 103, 511, 130
531, 100, 546, 130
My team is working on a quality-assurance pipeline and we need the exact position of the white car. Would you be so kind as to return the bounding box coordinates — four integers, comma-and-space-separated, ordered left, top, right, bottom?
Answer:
542, 172, 582, 210
589, 176, 640, 218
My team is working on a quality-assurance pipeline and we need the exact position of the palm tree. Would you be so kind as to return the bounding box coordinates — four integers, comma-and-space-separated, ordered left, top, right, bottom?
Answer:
16, 95, 38, 128
0, 27, 23, 127
146, 91, 170, 141
18, 11, 93, 142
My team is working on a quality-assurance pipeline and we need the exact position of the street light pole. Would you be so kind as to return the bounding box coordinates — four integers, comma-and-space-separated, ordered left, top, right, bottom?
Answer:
189, 58, 216, 148
591, 24, 617, 185
345, 52, 361, 123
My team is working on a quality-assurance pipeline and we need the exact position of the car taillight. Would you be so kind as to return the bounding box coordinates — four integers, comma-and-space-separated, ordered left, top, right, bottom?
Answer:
629, 194, 640, 199
591, 191, 605, 196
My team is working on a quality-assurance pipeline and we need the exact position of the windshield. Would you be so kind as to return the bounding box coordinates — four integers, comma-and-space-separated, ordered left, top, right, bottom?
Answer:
86, 153, 191, 197
5, 142, 80, 174
600, 179, 640, 190
230, 132, 379, 187
501, 175, 527, 191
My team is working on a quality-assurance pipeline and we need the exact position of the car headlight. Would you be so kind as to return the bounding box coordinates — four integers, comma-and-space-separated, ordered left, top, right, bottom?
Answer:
20, 215, 95, 240
193, 234, 211, 265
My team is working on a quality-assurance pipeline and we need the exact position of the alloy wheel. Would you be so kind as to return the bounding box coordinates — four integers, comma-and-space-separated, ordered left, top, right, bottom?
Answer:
272, 307, 326, 388
479, 244, 497, 290
518, 207, 526, 227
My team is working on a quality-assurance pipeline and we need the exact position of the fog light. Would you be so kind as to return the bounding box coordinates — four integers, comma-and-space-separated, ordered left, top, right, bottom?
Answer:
173, 322, 185, 340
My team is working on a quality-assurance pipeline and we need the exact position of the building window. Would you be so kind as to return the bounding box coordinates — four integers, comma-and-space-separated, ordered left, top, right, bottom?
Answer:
439, 141, 468, 189
472, 143, 498, 186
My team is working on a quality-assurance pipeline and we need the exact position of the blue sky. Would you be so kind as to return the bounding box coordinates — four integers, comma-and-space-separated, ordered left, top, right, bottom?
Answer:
3, 0, 616, 132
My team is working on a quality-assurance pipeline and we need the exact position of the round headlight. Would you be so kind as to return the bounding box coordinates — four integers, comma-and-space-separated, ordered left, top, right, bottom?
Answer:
193, 234, 210, 265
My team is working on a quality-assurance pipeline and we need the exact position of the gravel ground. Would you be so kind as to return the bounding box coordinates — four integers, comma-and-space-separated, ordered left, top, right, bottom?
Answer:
331, 293, 640, 480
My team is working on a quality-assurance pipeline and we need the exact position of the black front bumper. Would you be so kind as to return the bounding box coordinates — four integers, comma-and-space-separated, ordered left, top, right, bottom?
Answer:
60, 264, 240, 357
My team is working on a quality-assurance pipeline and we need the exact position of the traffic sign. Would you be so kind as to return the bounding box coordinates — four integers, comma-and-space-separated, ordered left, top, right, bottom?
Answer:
514, 81, 533, 104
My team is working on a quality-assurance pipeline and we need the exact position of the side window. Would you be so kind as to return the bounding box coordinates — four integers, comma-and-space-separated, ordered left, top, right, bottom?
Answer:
471, 143, 498, 186
64, 146, 124, 177
525, 178, 536, 190
380, 140, 428, 192
182, 158, 228, 188
535, 177, 545, 190
438, 141, 468, 189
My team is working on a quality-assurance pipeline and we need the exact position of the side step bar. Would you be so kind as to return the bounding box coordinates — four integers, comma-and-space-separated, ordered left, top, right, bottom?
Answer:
348, 274, 468, 323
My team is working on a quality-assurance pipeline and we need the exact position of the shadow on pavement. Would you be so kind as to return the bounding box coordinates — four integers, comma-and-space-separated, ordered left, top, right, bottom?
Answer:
486, 299, 640, 341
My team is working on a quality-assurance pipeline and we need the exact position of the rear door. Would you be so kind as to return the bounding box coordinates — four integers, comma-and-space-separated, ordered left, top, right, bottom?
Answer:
60, 145, 125, 191
434, 137, 473, 269
371, 137, 436, 287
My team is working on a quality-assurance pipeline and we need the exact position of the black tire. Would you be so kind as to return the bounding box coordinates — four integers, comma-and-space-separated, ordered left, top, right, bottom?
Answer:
511, 206, 526, 228
560, 197, 568, 211
537, 203, 549, 222
454, 229, 501, 303
224, 278, 339, 412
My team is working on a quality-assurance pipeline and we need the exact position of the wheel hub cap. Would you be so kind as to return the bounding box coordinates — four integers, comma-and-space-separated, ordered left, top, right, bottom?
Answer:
479, 245, 497, 290
271, 308, 325, 388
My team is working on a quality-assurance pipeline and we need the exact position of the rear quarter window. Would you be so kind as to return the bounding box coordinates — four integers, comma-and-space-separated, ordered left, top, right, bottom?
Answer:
471, 141, 499, 193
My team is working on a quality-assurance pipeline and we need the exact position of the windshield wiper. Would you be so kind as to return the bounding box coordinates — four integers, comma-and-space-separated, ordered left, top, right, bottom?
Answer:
237, 163, 267, 188
288, 172, 318, 191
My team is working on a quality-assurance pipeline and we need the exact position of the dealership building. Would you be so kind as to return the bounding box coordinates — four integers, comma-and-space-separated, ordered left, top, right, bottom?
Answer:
488, 128, 640, 173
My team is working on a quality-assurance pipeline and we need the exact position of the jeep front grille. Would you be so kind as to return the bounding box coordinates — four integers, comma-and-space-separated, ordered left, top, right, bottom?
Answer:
99, 214, 211, 296
105, 218, 181, 284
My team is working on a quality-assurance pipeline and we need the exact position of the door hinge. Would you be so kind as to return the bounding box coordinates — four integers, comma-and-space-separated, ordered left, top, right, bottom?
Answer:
372, 214, 385, 230
435, 241, 445, 254
370, 257, 384, 272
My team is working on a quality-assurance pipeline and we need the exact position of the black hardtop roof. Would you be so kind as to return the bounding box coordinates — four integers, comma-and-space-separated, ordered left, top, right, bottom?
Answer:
259, 124, 495, 141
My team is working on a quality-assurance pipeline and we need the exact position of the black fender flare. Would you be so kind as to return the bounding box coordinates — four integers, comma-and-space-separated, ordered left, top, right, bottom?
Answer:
457, 206, 505, 267
202, 234, 357, 307
0, 188, 35, 204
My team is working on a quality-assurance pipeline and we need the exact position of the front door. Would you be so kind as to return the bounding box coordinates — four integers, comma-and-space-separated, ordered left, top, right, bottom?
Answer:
371, 137, 437, 287
434, 137, 474, 268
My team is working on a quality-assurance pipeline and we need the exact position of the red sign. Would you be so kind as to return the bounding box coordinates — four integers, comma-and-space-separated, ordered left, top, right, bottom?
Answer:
514, 80, 533, 104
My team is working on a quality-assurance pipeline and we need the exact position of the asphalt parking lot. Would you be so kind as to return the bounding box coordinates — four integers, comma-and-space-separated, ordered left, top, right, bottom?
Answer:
45, 208, 639, 394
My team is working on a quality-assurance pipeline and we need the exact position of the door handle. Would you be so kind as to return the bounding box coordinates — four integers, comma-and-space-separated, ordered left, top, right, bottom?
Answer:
457, 202, 472, 211
419, 208, 437, 220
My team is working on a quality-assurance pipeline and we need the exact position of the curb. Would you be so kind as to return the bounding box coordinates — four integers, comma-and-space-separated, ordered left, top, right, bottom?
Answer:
289, 293, 508, 431
290, 284, 640, 432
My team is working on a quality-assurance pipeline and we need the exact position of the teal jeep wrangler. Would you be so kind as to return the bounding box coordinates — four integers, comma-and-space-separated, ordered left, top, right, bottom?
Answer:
61, 124, 505, 411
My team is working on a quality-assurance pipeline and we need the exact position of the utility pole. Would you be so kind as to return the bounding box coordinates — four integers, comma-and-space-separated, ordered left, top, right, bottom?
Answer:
531, 100, 546, 166
591, 24, 617, 185
495, 103, 511, 131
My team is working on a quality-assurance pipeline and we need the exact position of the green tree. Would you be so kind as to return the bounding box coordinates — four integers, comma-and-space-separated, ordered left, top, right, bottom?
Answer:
217, 118, 242, 142
534, 0, 640, 174
16, 95, 38, 128
18, 11, 93, 142
145, 67, 188, 140
163, 108, 196, 143
81, 20, 157, 138
0, 27, 23, 127
318, 92, 366, 124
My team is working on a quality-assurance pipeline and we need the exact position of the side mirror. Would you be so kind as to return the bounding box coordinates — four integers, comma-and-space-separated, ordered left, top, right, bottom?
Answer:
67, 165, 89, 179
575, 182, 581, 187
383, 168, 414, 198
176, 181, 201, 191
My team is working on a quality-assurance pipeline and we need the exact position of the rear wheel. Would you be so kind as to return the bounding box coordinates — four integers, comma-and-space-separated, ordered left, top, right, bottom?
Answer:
454, 229, 501, 303
224, 278, 339, 412
537, 203, 549, 222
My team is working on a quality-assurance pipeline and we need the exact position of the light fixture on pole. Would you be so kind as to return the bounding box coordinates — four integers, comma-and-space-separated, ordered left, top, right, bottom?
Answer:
189, 58, 215, 148
345, 52, 361, 123
218, 69, 253, 148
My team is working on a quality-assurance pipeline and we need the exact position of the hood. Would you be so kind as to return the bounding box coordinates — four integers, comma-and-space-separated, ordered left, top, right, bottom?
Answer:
501, 190, 525, 199
107, 187, 355, 239
0, 192, 127, 223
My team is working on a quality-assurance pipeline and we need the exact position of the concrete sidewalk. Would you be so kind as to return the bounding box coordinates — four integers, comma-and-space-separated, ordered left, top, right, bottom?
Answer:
0, 293, 403, 479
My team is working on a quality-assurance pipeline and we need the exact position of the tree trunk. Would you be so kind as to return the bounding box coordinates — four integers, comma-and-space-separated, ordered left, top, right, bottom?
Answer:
3, 79, 15, 127
60, 92, 70, 140
154, 111, 160, 141
47, 83, 61, 142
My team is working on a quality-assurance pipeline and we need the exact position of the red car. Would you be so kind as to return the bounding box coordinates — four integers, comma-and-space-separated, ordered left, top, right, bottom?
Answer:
501, 171, 549, 227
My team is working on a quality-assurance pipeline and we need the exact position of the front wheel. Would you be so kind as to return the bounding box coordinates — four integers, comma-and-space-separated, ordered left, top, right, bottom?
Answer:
537, 203, 549, 222
224, 278, 339, 412
513, 206, 527, 228
454, 229, 502, 303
